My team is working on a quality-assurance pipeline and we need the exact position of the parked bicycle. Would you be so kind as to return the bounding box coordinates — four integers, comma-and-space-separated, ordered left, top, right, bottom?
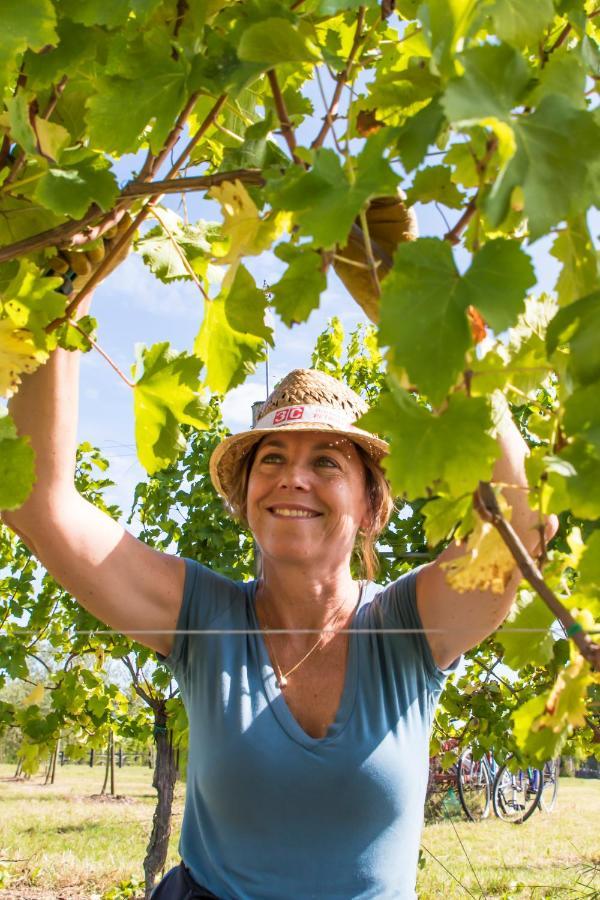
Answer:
427, 743, 559, 825
492, 755, 560, 823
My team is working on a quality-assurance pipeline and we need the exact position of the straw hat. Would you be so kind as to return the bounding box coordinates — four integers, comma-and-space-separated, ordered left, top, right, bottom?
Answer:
209, 368, 389, 502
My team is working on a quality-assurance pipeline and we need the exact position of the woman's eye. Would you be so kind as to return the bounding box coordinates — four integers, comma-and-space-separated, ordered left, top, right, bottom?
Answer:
316, 456, 338, 468
260, 453, 282, 464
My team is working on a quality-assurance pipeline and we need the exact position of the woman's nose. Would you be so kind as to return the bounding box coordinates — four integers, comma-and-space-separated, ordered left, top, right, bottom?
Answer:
276, 462, 310, 489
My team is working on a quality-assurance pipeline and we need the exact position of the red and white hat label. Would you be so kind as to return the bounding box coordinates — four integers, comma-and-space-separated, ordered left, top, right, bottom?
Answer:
256, 404, 355, 430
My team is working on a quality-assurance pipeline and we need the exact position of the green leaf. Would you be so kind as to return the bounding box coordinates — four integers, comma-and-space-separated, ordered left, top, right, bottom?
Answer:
85, 35, 188, 155
406, 165, 464, 209
0, 260, 65, 343
551, 217, 600, 307
237, 18, 321, 65
394, 96, 445, 172
56, 316, 97, 353
578, 531, 600, 596
498, 591, 556, 670
530, 51, 588, 109
132, 343, 210, 475
486, 95, 600, 240
563, 383, 600, 451
359, 387, 497, 498
419, 0, 481, 76
0, 411, 35, 511
487, 0, 555, 48
546, 291, 600, 387
271, 136, 399, 248
34, 160, 119, 219
379, 238, 532, 402
459, 239, 535, 333
135, 211, 219, 283
0, 0, 57, 91
5, 95, 38, 156
547, 439, 600, 519
194, 295, 266, 395
224, 265, 273, 344
271, 244, 326, 326
58, 0, 131, 27
422, 493, 472, 546
443, 43, 532, 124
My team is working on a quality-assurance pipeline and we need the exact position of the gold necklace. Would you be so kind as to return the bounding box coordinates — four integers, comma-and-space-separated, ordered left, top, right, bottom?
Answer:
259, 583, 363, 689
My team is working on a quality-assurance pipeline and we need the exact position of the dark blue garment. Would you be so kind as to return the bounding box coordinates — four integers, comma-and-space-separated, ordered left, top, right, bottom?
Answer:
157, 561, 459, 899
151, 861, 219, 898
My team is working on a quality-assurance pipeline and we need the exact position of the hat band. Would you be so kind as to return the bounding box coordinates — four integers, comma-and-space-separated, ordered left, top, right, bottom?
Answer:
255, 403, 356, 431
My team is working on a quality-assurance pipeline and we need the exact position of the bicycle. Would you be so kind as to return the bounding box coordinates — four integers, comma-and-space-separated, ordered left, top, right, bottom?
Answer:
456, 747, 497, 821
538, 757, 560, 813
492, 755, 543, 823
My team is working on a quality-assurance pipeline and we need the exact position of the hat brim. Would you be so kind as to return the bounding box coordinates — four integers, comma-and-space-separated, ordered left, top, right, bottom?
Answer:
209, 422, 389, 502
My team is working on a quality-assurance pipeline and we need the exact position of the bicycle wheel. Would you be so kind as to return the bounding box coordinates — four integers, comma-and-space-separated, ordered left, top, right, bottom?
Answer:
457, 748, 491, 821
492, 758, 543, 824
538, 758, 560, 813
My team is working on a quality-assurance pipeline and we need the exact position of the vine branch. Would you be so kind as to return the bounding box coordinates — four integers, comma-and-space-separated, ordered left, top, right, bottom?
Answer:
444, 136, 498, 245
267, 70, 303, 166
311, 6, 366, 150
475, 481, 600, 671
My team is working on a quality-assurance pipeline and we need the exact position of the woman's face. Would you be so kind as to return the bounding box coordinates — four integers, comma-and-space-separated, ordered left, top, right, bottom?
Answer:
246, 431, 370, 569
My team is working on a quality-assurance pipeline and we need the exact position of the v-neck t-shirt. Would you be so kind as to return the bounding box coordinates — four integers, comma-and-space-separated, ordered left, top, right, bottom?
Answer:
157, 559, 459, 899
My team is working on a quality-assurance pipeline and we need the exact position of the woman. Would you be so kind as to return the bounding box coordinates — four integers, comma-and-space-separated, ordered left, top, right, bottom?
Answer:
4, 282, 556, 898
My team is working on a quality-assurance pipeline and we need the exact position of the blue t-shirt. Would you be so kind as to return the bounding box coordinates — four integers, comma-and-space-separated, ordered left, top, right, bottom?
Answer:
158, 560, 458, 899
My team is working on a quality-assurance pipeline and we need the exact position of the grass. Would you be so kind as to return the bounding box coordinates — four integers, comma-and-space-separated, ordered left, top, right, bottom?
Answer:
0, 764, 598, 898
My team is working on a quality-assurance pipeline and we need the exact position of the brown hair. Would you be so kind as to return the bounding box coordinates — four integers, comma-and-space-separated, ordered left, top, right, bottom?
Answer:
224, 438, 393, 582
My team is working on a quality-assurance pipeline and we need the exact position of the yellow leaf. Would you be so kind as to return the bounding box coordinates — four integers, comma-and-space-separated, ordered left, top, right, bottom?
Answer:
536, 654, 598, 733
22, 683, 45, 707
0, 319, 48, 398
210, 179, 289, 266
440, 495, 515, 594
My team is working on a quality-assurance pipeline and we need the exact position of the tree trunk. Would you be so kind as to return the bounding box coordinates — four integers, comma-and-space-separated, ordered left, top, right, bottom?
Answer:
101, 732, 111, 795
14, 757, 22, 778
143, 705, 178, 899
44, 749, 53, 785
110, 729, 115, 796
50, 737, 60, 784
89, 748, 95, 767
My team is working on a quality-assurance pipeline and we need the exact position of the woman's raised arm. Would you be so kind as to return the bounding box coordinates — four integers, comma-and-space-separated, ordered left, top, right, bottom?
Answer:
2, 286, 185, 659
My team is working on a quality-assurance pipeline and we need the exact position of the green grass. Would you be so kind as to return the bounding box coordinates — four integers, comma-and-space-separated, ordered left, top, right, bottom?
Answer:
0, 765, 598, 898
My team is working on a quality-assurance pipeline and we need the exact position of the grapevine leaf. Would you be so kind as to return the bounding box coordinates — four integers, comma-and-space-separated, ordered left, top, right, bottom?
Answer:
459, 239, 535, 333
211, 179, 289, 265
442, 42, 531, 124
379, 238, 532, 402
486, 96, 600, 239
422, 494, 472, 546
0, 0, 58, 92
5, 95, 39, 156
85, 34, 188, 155
546, 291, 600, 387
563, 382, 600, 451
271, 244, 326, 326
237, 18, 321, 66
512, 693, 565, 763
1, 260, 65, 343
33, 160, 119, 219
440, 497, 516, 595
359, 388, 497, 498
406, 165, 464, 209
497, 591, 556, 669
58, 0, 130, 27
0, 409, 36, 511
547, 440, 600, 519
419, 0, 481, 76
132, 343, 210, 475
195, 296, 266, 395
378, 238, 466, 402
394, 96, 445, 172
551, 217, 600, 307
135, 210, 219, 283
578, 531, 600, 596
0, 320, 48, 398
486, 0, 555, 48
224, 265, 273, 345
22, 683, 45, 708
271, 136, 399, 248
